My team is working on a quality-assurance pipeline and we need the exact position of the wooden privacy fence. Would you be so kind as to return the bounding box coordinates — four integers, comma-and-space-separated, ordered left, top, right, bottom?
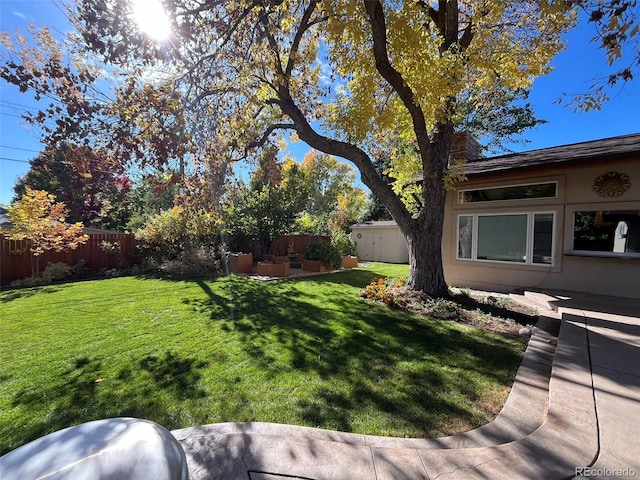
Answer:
1, 233, 138, 284
252, 234, 330, 259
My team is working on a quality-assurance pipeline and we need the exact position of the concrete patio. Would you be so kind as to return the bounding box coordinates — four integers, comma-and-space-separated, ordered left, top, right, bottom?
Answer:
172, 290, 640, 480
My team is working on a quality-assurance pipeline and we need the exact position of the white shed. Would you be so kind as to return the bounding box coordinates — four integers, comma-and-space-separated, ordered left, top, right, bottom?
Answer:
350, 221, 409, 263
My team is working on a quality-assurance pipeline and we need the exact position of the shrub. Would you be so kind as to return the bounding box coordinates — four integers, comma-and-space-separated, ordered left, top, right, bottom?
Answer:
10, 262, 73, 287
361, 276, 406, 306
10, 276, 46, 288
331, 229, 356, 256
72, 260, 90, 278
304, 240, 342, 269
362, 278, 460, 319
42, 262, 72, 282
159, 246, 224, 277
226, 233, 254, 254
100, 240, 129, 269
135, 206, 220, 263
425, 298, 460, 320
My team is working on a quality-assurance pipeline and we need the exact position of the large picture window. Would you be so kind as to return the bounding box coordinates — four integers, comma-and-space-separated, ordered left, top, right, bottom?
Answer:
572, 209, 640, 257
457, 212, 555, 265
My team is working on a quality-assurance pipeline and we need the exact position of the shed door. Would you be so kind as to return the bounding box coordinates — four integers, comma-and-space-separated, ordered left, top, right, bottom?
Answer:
371, 233, 383, 262
362, 232, 384, 261
363, 233, 374, 260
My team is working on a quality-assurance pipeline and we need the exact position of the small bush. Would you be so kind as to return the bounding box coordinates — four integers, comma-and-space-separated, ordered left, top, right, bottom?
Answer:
361, 276, 406, 306
362, 278, 459, 319
10, 262, 73, 288
42, 262, 72, 283
159, 246, 223, 277
128, 259, 159, 276
10, 276, 46, 288
72, 260, 90, 278
331, 229, 356, 256
304, 240, 342, 269
425, 298, 460, 320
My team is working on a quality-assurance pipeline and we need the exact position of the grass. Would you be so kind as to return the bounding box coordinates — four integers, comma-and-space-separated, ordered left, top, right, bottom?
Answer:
0, 263, 527, 455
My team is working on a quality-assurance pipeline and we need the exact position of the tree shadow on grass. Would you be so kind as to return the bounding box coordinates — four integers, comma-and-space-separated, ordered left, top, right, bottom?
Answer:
3, 350, 208, 455
297, 267, 397, 288
188, 273, 525, 438
0, 284, 67, 303
292, 293, 524, 436
313, 270, 537, 326
139, 351, 209, 400
3, 271, 527, 454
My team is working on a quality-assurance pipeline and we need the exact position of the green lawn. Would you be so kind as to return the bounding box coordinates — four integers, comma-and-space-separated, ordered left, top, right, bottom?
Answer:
0, 263, 526, 454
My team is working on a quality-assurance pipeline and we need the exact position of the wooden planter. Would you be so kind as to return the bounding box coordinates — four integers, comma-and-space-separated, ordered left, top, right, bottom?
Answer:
228, 253, 253, 274
341, 255, 358, 268
257, 262, 290, 277
302, 259, 329, 272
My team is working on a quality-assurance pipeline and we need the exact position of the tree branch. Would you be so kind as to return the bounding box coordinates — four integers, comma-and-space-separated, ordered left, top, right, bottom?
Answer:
459, 19, 474, 48
245, 122, 296, 152
285, 0, 319, 77
259, 15, 285, 78
274, 85, 414, 228
363, 0, 431, 160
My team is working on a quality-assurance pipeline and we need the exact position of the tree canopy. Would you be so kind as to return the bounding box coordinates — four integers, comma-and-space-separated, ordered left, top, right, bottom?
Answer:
222, 146, 308, 255
295, 150, 366, 235
14, 143, 132, 231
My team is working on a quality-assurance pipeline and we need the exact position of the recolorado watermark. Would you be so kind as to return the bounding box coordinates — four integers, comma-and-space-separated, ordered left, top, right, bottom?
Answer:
576, 467, 637, 477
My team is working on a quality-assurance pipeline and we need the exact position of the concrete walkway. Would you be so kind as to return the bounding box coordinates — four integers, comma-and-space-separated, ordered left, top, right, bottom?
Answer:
172, 291, 640, 480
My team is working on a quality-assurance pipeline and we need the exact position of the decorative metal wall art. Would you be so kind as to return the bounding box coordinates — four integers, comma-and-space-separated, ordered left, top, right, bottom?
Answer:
592, 171, 631, 198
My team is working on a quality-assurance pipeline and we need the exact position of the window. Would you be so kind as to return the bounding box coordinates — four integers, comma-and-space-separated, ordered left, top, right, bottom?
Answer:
458, 182, 557, 204
572, 209, 640, 257
457, 212, 555, 265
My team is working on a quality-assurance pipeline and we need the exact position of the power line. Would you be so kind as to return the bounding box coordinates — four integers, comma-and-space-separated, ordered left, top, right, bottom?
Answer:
0, 145, 41, 153
0, 156, 126, 176
0, 101, 40, 112
0, 157, 30, 164
0, 112, 27, 119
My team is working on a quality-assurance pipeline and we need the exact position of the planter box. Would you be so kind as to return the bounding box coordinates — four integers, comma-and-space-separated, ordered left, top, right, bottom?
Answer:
228, 253, 253, 274
257, 262, 290, 277
341, 255, 358, 268
273, 255, 290, 264
302, 259, 329, 273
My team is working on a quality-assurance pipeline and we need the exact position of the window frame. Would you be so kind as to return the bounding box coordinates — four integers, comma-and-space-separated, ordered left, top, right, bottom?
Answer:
456, 211, 556, 266
569, 207, 640, 259
457, 181, 559, 205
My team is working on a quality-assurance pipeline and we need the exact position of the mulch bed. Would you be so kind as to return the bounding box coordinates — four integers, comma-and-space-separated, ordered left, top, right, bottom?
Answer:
379, 286, 539, 336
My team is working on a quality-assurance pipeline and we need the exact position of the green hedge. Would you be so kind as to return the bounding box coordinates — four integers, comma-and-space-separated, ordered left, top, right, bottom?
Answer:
304, 240, 342, 269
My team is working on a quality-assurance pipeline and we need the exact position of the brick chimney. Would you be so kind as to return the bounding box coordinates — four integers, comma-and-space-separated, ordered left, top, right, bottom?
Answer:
449, 131, 482, 165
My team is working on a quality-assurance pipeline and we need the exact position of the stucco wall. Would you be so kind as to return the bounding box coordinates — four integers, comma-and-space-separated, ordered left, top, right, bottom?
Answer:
442, 157, 640, 299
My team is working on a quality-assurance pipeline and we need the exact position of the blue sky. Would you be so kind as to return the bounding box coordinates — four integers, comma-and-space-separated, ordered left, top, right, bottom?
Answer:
1, 1, 639, 206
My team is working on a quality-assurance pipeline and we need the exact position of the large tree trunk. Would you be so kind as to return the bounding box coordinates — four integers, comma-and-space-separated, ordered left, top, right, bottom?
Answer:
401, 192, 449, 299
406, 224, 448, 298
395, 129, 451, 299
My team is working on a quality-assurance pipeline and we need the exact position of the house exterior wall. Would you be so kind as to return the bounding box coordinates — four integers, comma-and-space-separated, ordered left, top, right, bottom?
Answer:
351, 223, 409, 263
442, 157, 640, 299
